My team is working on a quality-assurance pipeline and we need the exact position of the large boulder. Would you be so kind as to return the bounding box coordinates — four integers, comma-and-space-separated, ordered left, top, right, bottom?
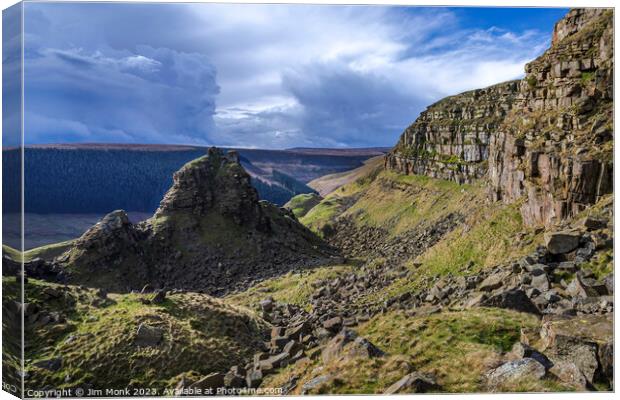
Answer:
544, 231, 581, 255
549, 360, 588, 390
485, 358, 546, 388
321, 329, 357, 363
481, 289, 540, 315
347, 337, 385, 359
384, 372, 438, 394
134, 323, 163, 347
540, 314, 612, 384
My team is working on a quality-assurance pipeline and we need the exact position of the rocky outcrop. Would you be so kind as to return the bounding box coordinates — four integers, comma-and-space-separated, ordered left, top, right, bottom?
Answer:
154, 149, 268, 229
489, 9, 613, 226
387, 9, 613, 227
385, 80, 519, 184
56, 148, 338, 294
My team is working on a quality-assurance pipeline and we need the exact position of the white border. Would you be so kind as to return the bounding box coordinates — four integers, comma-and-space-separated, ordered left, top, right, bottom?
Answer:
0, 1, 617, 400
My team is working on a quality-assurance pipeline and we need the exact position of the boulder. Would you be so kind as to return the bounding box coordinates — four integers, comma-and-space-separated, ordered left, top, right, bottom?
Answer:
603, 273, 613, 295
282, 340, 302, 356
322, 316, 343, 333
322, 329, 357, 363
598, 340, 613, 383
134, 323, 163, 347
246, 370, 263, 389
270, 336, 289, 350
544, 231, 580, 255
284, 321, 310, 340
271, 326, 285, 339
464, 292, 487, 308
506, 342, 552, 370
481, 289, 540, 315
530, 274, 550, 292
224, 366, 246, 389
580, 217, 607, 231
260, 297, 274, 313
384, 372, 438, 394
540, 314, 612, 383
259, 352, 290, 371
151, 289, 167, 304
348, 337, 385, 359
301, 375, 331, 395
549, 360, 588, 390
478, 271, 508, 292
485, 358, 546, 388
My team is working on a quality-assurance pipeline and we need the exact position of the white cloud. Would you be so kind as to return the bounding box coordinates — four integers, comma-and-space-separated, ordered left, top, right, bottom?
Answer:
24, 3, 554, 148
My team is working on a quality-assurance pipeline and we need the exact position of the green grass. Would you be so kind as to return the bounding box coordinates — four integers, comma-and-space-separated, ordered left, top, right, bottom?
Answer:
284, 193, 323, 218
5, 240, 75, 263
24, 240, 75, 262
580, 248, 613, 280
345, 171, 482, 236
379, 202, 539, 300
226, 264, 354, 310
417, 203, 532, 274
580, 71, 595, 85
300, 199, 346, 235
7, 277, 268, 392
2, 244, 22, 262
263, 308, 564, 394
357, 308, 541, 392
300, 170, 484, 238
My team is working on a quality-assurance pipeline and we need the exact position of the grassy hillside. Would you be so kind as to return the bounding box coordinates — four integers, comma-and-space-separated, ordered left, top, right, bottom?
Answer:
261, 308, 570, 394
308, 155, 384, 196
3, 241, 76, 262
3, 277, 268, 392
284, 193, 323, 218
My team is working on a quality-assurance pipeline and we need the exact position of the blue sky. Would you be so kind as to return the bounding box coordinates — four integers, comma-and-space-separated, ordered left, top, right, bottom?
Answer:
20, 3, 568, 148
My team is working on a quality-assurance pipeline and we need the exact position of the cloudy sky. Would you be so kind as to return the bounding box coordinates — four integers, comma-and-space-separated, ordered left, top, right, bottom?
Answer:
20, 3, 568, 148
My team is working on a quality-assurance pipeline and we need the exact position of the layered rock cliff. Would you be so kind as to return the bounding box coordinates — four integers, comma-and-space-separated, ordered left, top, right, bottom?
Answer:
489, 8, 613, 226
57, 147, 338, 293
387, 8, 613, 226
385, 80, 519, 184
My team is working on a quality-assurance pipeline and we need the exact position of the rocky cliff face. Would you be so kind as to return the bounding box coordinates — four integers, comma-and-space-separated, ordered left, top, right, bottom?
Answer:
489, 8, 613, 226
154, 148, 268, 229
57, 148, 338, 293
385, 80, 519, 184
387, 8, 613, 226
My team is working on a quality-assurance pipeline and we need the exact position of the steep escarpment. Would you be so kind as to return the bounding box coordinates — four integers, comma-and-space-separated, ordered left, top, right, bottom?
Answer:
489, 9, 613, 226
56, 147, 338, 293
387, 8, 613, 226
386, 80, 519, 184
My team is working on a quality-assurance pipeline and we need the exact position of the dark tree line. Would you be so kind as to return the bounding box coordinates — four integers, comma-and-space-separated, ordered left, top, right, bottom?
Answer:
2, 148, 318, 214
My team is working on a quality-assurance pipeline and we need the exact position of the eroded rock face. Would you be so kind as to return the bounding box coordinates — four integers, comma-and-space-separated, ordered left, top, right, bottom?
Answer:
488, 9, 613, 226
387, 9, 613, 227
56, 148, 337, 293
385, 80, 519, 184
154, 148, 267, 229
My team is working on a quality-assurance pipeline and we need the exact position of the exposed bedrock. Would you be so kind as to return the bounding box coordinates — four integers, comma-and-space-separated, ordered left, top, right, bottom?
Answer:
387, 8, 613, 227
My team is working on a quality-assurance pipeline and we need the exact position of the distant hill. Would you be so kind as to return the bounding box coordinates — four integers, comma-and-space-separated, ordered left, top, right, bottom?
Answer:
308, 155, 385, 196
2, 144, 382, 214
285, 147, 390, 156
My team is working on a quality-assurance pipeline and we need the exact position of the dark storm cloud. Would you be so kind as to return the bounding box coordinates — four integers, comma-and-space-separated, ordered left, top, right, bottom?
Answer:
23, 3, 220, 144
22, 3, 564, 148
